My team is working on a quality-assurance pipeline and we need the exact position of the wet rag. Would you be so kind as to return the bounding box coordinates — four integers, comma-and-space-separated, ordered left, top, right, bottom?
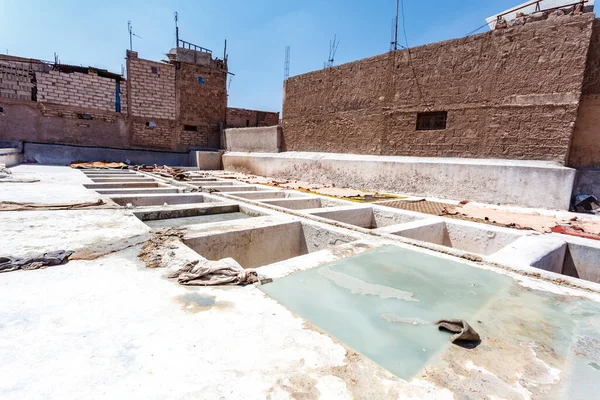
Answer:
435, 319, 480, 343
169, 258, 259, 286
0, 250, 74, 273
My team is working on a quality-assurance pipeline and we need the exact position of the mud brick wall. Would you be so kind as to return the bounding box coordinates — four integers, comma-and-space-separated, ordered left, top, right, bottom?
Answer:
130, 118, 176, 150
127, 51, 177, 150
570, 18, 600, 168
226, 107, 280, 128
0, 101, 129, 148
283, 14, 595, 164
36, 70, 117, 111
0, 59, 36, 101
176, 62, 227, 149
126, 51, 176, 120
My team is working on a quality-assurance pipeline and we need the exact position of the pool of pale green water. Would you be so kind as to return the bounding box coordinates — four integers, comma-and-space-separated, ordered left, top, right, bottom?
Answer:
260, 245, 600, 390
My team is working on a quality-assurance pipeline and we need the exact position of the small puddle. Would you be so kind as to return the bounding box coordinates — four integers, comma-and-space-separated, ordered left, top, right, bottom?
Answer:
175, 293, 216, 313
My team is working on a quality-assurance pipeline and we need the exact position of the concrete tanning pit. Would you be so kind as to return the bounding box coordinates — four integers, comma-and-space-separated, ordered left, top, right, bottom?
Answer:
259, 244, 600, 397
200, 185, 260, 193
87, 177, 157, 183
184, 216, 361, 268
80, 170, 136, 175
109, 193, 214, 207
230, 191, 349, 211
94, 188, 180, 195
134, 203, 250, 229
378, 218, 522, 256
303, 205, 420, 229
84, 182, 169, 190
486, 234, 600, 283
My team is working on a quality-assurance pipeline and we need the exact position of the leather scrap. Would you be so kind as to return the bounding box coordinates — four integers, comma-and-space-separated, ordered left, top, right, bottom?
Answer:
0, 250, 74, 273
435, 319, 480, 343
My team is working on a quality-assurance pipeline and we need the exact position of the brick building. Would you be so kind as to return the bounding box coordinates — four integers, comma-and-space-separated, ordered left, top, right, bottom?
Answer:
0, 45, 231, 152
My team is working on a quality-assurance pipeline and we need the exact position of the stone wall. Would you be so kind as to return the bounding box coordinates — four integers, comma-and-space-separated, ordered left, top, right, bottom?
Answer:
570, 18, 600, 168
176, 62, 227, 149
282, 13, 595, 164
226, 107, 280, 128
36, 70, 118, 112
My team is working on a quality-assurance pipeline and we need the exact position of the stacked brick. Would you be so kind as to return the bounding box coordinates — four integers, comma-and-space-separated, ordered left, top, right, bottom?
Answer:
35, 70, 117, 111
126, 51, 177, 150
126, 53, 176, 119
283, 13, 596, 164
0, 60, 34, 101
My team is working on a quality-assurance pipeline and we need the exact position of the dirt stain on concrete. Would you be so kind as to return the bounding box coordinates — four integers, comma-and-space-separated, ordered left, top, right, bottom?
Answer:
174, 292, 235, 313
175, 293, 216, 313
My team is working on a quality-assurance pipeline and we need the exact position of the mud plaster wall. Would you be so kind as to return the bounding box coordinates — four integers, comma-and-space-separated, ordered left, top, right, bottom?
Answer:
283, 14, 595, 164
226, 107, 280, 128
570, 18, 600, 168
176, 62, 227, 150
0, 100, 128, 148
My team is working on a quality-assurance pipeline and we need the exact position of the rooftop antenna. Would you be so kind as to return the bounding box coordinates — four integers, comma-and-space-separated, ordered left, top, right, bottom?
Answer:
284, 46, 290, 81
174, 12, 179, 46
326, 34, 339, 68
390, 18, 396, 51
394, 0, 399, 50
128, 21, 143, 51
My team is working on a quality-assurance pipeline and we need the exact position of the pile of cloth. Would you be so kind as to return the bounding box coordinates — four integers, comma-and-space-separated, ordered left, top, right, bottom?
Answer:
135, 164, 191, 181
70, 161, 129, 169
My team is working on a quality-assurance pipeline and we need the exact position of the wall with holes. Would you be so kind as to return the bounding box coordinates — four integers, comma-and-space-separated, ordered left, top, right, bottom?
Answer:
283, 13, 595, 164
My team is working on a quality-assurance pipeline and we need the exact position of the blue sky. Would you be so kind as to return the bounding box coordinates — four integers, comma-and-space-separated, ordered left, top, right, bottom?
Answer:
1, 0, 519, 112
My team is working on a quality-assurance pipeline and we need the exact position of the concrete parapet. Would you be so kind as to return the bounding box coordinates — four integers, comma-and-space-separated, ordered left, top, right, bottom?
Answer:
189, 150, 223, 170
222, 151, 576, 209
224, 126, 281, 153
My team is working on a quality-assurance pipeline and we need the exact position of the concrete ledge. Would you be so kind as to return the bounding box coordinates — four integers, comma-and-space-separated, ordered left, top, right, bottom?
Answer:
223, 151, 576, 209
0, 147, 22, 167
224, 126, 281, 153
189, 150, 223, 170
23, 142, 189, 166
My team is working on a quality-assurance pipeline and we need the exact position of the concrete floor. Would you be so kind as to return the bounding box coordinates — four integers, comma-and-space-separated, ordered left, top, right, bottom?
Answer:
3, 165, 600, 399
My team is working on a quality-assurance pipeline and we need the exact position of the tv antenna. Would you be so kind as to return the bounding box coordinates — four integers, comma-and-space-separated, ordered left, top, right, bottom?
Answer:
284, 46, 290, 81
174, 12, 179, 45
326, 34, 339, 68
128, 21, 143, 51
